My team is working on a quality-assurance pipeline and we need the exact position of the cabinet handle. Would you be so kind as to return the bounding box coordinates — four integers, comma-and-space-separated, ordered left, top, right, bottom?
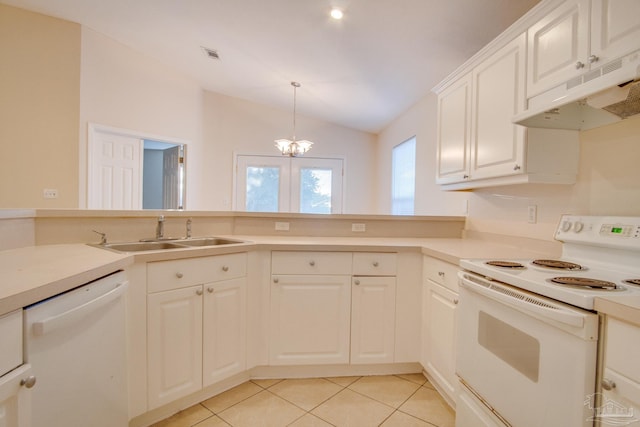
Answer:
454, 299, 459, 305
176, 272, 184, 278
207, 287, 214, 293
438, 271, 445, 277
20, 376, 37, 389
602, 378, 616, 391
354, 279, 361, 285
588, 54, 599, 64
196, 289, 203, 296
309, 260, 316, 266
513, 164, 521, 171
372, 261, 379, 267
575, 61, 585, 69
273, 277, 279, 283
463, 174, 469, 179
222, 265, 229, 272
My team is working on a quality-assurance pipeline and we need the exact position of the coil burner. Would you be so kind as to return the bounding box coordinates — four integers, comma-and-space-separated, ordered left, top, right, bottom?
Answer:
485, 261, 526, 269
532, 259, 584, 270
550, 276, 618, 290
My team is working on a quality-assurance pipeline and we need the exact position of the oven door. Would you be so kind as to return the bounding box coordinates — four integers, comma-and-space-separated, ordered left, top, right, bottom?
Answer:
457, 271, 599, 427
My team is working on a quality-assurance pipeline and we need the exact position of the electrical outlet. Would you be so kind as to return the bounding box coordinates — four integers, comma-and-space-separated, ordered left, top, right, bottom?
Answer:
528, 205, 537, 224
43, 189, 58, 199
275, 222, 290, 231
352, 223, 366, 232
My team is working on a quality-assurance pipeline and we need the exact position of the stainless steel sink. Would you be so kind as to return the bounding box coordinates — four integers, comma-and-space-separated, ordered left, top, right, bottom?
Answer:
90, 237, 246, 253
174, 237, 245, 247
99, 241, 187, 252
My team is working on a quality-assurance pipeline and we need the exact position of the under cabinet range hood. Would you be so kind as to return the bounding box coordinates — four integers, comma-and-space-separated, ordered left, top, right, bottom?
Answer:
514, 49, 640, 131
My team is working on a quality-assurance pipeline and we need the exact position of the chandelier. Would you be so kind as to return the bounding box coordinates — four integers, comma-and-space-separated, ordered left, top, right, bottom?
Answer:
275, 81, 313, 157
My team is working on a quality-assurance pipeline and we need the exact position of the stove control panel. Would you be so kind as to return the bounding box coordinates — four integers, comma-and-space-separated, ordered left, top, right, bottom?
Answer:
556, 215, 640, 249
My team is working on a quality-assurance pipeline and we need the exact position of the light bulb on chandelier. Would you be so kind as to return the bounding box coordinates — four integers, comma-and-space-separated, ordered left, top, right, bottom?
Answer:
275, 81, 313, 157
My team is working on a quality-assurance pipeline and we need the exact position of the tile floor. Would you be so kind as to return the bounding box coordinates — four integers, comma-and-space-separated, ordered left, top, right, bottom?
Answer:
152, 373, 455, 427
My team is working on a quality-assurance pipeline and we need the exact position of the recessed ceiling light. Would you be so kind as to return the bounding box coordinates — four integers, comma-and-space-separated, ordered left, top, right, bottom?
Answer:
330, 8, 344, 20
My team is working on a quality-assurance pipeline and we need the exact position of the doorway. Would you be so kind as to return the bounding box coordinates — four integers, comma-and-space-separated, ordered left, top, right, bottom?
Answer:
87, 124, 187, 210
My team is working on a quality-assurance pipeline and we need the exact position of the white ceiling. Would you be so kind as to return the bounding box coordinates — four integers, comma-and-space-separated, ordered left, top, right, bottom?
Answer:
3, 0, 540, 133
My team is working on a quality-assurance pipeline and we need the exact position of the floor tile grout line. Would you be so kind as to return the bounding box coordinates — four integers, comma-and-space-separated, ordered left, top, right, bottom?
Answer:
177, 374, 439, 427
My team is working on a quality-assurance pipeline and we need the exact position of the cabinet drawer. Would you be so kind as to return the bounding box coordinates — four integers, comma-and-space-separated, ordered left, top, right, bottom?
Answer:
0, 309, 22, 377
353, 252, 397, 276
424, 256, 459, 292
271, 251, 352, 275
148, 253, 247, 293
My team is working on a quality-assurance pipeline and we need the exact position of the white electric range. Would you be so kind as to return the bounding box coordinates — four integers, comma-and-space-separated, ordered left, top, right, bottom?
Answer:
455, 215, 640, 427
460, 215, 640, 310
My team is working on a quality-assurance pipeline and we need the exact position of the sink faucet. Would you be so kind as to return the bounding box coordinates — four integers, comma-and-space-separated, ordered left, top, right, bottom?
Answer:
186, 218, 192, 239
156, 215, 165, 239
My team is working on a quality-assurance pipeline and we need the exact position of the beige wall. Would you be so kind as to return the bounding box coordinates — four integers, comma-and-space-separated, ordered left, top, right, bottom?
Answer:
79, 27, 204, 208
203, 91, 378, 213
0, 4, 80, 208
1, 5, 378, 213
376, 94, 468, 216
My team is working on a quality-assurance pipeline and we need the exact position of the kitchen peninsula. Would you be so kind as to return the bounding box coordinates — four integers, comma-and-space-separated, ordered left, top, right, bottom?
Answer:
1, 209, 562, 426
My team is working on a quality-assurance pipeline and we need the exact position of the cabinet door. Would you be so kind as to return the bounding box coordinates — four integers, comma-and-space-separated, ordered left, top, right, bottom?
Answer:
470, 34, 526, 180
203, 277, 247, 387
591, 0, 640, 64
527, 0, 590, 97
424, 280, 458, 403
0, 364, 32, 427
351, 276, 396, 364
270, 275, 351, 365
436, 73, 472, 184
148, 285, 203, 409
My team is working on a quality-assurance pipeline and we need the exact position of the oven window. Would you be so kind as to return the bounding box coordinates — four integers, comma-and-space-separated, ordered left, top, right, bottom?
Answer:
478, 311, 540, 382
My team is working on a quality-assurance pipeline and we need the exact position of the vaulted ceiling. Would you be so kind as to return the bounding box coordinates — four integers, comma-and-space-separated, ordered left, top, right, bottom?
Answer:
2, 0, 540, 132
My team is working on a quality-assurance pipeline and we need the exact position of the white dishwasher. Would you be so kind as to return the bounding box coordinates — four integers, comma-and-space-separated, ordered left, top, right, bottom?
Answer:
24, 271, 128, 427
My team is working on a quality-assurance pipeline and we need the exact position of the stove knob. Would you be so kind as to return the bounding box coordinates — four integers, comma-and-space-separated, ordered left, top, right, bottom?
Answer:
574, 221, 584, 233
561, 221, 572, 232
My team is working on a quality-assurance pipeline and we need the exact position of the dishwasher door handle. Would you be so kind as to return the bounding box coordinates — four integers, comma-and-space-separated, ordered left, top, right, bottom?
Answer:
32, 281, 128, 336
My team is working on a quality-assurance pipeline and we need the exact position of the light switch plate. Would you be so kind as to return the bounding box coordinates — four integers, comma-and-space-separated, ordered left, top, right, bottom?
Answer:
275, 222, 290, 231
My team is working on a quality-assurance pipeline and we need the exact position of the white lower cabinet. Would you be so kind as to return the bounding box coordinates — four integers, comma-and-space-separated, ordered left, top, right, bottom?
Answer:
269, 274, 352, 365
0, 365, 33, 427
147, 254, 247, 410
422, 256, 459, 406
351, 276, 396, 364
270, 251, 399, 366
148, 286, 203, 409
203, 277, 246, 387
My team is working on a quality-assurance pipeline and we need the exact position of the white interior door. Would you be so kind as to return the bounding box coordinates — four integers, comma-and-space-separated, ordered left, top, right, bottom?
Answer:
163, 145, 182, 209
88, 127, 143, 209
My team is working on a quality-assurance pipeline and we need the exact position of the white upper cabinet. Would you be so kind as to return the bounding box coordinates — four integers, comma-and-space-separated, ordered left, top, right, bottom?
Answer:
470, 34, 527, 181
527, 0, 590, 97
528, 0, 640, 98
591, 0, 640, 63
436, 74, 472, 185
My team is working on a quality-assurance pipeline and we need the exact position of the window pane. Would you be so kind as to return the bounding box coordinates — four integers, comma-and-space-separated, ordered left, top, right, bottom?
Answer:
246, 166, 279, 212
300, 168, 332, 214
392, 137, 416, 215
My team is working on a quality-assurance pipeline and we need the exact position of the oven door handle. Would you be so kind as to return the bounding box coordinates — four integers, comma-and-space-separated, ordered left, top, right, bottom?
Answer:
459, 273, 585, 328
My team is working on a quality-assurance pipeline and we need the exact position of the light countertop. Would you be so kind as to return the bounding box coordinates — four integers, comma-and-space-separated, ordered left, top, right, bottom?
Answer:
595, 296, 640, 327
0, 235, 558, 315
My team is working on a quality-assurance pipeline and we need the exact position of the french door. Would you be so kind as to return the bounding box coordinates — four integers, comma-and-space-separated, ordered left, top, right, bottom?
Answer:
235, 155, 343, 213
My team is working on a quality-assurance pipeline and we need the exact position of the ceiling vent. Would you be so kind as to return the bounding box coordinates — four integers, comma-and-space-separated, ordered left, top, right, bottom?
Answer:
201, 47, 220, 60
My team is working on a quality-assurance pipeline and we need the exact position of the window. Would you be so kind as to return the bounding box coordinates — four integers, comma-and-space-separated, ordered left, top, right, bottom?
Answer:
235, 155, 343, 213
392, 136, 416, 215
